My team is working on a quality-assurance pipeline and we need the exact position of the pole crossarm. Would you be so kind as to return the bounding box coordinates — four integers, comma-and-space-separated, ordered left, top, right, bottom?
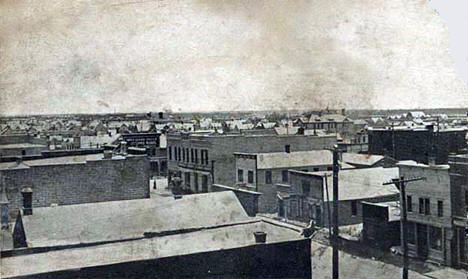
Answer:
383, 176, 426, 185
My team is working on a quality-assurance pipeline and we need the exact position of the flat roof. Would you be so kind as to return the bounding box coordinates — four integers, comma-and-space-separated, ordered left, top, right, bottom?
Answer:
0, 143, 46, 149
2, 220, 302, 278
397, 160, 450, 170
341, 153, 384, 166
19, 191, 250, 248
0, 153, 142, 170
236, 150, 333, 169
294, 167, 399, 201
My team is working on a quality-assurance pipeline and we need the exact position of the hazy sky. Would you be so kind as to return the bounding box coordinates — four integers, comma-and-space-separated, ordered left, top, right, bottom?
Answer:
1, 0, 467, 115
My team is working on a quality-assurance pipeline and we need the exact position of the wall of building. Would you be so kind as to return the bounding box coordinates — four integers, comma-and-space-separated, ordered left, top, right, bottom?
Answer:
399, 163, 453, 265
0, 146, 45, 157
167, 133, 337, 194
368, 129, 467, 164
13, 238, 312, 279
211, 185, 260, 217
1, 156, 151, 217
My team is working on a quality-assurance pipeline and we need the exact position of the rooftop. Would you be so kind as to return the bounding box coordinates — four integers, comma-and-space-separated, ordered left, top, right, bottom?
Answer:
397, 160, 450, 170
341, 153, 384, 166
2, 219, 301, 278
295, 167, 399, 201
236, 150, 333, 169
19, 191, 250, 248
0, 143, 46, 149
0, 153, 141, 170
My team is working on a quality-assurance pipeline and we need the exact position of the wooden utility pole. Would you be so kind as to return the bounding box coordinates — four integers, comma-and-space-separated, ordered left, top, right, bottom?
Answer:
332, 146, 340, 279
384, 176, 425, 279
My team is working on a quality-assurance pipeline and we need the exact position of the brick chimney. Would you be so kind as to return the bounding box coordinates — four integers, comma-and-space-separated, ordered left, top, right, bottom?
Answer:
21, 187, 33, 216
120, 141, 128, 155
254, 231, 267, 244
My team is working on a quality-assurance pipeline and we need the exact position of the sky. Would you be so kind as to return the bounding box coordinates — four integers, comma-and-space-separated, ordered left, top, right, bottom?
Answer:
0, 0, 467, 115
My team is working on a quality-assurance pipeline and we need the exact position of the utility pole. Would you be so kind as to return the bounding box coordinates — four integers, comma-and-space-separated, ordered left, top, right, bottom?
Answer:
332, 145, 340, 279
384, 176, 426, 279
391, 121, 396, 159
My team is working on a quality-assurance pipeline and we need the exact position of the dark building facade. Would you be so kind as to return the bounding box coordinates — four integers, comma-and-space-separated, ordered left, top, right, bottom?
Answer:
368, 127, 467, 164
450, 154, 468, 268
0, 153, 150, 218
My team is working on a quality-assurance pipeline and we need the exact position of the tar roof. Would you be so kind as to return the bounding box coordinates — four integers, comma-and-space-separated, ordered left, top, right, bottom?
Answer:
240, 150, 333, 169
341, 153, 384, 166
19, 191, 250, 248
2, 219, 301, 278
310, 167, 399, 201
0, 143, 46, 149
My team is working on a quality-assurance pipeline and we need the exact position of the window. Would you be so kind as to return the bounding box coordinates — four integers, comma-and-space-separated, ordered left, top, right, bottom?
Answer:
313, 167, 319, 172
351, 201, 358, 216
205, 150, 209, 165
195, 149, 198, 164
202, 175, 208, 193
265, 170, 272, 184
425, 198, 430, 215
407, 195, 412, 212
238, 169, 244, 182
437, 200, 443, 217
465, 191, 468, 206
430, 226, 442, 250
194, 173, 199, 192
419, 198, 424, 214
182, 148, 186, 161
302, 180, 310, 196
191, 149, 194, 163
285, 145, 290, 153
168, 147, 172, 160
248, 170, 254, 184
282, 170, 288, 183
327, 167, 333, 171
185, 172, 191, 186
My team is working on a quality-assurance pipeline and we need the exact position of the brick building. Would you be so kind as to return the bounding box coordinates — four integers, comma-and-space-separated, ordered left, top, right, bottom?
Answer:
0, 153, 150, 218
368, 126, 467, 164
166, 131, 337, 194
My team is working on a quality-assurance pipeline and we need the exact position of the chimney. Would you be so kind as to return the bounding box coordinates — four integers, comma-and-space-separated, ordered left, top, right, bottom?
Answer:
21, 187, 33, 216
428, 156, 436, 167
254, 231, 267, 244
103, 150, 113, 159
120, 141, 127, 155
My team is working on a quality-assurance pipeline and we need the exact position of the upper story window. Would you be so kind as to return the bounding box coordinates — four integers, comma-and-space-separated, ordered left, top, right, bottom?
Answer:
282, 170, 288, 183
265, 170, 272, 184
407, 195, 412, 212
437, 200, 443, 217
302, 180, 310, 196
168, 146, 172, 160
351, 201, 357, 216
248, 170, 254, 184
238, 169, 244, 182
419, 198, 430, 215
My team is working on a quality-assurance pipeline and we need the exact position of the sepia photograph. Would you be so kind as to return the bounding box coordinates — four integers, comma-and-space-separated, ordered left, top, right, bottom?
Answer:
0, 0, 467, 278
